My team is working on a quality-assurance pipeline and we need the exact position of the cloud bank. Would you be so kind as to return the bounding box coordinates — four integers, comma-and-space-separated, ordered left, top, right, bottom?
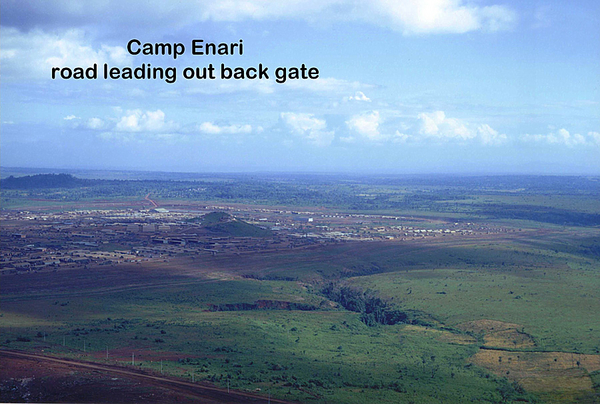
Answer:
1, 0, 516, 35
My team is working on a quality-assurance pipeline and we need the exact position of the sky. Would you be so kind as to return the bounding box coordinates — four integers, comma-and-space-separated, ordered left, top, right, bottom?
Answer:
1, 0, 599, 174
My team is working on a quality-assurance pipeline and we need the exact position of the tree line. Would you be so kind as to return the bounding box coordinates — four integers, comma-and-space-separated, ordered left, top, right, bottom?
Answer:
321, 283, 407, 326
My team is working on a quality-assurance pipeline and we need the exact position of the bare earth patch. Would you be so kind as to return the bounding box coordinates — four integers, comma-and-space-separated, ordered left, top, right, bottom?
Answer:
470, 348, 600, 402
457, 319, 536, 349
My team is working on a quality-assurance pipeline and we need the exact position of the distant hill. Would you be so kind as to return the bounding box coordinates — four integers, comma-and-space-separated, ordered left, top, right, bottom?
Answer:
1, 174, 92, 189
202, 212, 272, 237
201, 212, 231, 225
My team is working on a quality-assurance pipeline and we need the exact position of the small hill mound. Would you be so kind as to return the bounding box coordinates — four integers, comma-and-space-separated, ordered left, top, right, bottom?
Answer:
201, 211, 231, 225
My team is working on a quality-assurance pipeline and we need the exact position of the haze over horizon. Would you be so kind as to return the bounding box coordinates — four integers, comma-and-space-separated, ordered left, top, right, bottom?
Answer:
1, 1, 599, 175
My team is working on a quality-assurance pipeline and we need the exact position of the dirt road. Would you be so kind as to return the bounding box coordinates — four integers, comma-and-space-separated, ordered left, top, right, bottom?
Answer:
1, 350, 294, 403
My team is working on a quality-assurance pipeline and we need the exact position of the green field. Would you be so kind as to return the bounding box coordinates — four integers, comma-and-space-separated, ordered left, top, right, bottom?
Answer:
2, 173, 600, 403
1, 277, 537, 403
3, 231, 599, 402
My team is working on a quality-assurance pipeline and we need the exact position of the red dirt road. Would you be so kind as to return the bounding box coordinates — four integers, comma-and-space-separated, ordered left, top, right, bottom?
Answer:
0, 350, 295, 403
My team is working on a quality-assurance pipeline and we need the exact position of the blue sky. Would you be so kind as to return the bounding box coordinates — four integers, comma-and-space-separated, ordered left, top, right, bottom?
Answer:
1, 0, 599, 174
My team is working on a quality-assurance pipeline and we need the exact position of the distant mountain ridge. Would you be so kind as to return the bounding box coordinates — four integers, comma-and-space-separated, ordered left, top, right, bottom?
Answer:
1, 174, 95, 189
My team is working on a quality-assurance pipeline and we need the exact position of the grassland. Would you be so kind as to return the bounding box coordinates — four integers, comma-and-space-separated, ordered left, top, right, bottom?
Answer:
350, 241, 600, 354
3, 229, 599, 402
1, 273, 534, 403
2, 173, 599, 403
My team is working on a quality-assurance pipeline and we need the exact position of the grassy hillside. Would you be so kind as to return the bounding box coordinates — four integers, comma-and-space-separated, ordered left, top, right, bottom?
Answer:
202, 212, 272, 237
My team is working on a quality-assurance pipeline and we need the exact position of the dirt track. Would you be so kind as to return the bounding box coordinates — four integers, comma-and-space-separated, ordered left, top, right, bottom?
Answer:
0, 350, 294, 403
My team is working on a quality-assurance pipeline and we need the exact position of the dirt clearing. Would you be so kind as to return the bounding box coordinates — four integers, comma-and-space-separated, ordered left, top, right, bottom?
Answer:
0, 350, 293, 403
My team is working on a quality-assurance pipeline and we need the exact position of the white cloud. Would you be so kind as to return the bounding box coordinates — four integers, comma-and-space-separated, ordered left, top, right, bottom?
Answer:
416, 110, 506, 144
64, 115, 106, 130
197, 122, 254, 135
114, 109, 176, 133
281, 112, 334, 146
418, 111, 472, 139
342, 110, 506, 145
87, 109, 180, 142
367, 0, 516, 34
393, 130, 410, 143
522, 128, 591, 147
477, 123, 507, 145
1, 27, 132, 80
87, 117, 105, 130
549, 128, 585, 146
346, 111, 384, 141
282, 112, 326, 133
418, 110, 445, 136
346, 91, 371, 102
75, 109, 261, 142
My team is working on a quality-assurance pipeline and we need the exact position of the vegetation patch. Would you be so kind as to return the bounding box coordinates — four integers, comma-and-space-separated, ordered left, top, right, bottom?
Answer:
209, 300, 317, 312
402, 325, 478, 346
321, 283, 408, 326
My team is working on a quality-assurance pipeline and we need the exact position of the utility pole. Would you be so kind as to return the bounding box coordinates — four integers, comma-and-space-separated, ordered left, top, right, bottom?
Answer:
132, 352, 135, 366
106, 346, 109, 360
160, 360, 163, 374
